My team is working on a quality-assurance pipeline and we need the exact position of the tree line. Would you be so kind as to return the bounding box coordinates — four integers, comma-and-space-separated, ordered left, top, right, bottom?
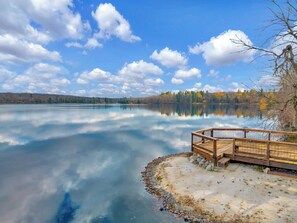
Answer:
0, 93, 119, 104
0, 90, 276, 109
133, 90, 276, 108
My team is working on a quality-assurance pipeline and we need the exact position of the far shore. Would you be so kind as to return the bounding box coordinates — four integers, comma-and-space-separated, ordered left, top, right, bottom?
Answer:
142, 153, 297, 223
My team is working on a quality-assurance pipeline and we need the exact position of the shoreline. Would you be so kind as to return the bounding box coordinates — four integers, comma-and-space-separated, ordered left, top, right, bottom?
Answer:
142, 153, 297, 223
142, 152, 212, 223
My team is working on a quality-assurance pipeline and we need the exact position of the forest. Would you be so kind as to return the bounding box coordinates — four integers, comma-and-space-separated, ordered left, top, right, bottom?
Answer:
134, 90, 275, 107
0, 90, 275, 108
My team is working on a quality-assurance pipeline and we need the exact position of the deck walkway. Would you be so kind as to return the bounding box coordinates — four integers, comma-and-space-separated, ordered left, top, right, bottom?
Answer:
191, 128, 297, 170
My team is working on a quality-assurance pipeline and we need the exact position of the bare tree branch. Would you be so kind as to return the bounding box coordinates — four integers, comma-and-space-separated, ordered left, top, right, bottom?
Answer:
234, 0, 297, 130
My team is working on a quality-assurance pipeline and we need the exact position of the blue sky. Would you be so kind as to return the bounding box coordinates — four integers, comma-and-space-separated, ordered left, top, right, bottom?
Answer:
0, 0, 281, 97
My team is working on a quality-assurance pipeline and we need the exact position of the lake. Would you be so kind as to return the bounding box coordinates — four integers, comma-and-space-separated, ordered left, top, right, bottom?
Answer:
0, 104, 266, 223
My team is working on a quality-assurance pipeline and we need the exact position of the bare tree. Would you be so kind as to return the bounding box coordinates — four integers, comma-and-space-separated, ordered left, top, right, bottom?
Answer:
234, 0, 297, 130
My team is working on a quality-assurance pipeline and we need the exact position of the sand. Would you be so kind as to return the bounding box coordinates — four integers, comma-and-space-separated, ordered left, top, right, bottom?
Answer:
151, 154, 297, 223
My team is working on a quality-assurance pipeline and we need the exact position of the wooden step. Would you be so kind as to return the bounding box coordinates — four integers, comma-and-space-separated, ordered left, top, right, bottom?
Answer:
217, 157, 231, 168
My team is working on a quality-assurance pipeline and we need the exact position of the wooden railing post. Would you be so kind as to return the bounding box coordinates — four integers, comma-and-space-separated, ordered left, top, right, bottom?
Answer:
191, 133, 193, 152
213, 139, 217, 166
266, 141, 270, 165
232, 139, 236, 159
243, 129, 247, 138
267, 132, 271, 165
202, 131, 205, 143
211, 129, 214, 137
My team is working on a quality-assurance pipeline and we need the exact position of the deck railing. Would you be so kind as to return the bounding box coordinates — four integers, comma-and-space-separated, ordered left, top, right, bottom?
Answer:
192, 131, 218, 163
191, 128, 297, 170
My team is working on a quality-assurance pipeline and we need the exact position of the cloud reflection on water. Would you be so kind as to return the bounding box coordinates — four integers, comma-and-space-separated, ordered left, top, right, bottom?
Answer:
0, 104, 263, 223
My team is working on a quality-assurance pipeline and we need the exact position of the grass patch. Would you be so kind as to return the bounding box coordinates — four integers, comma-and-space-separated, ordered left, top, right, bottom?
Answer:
252, 165, 265, 172
156, 175, 163, 182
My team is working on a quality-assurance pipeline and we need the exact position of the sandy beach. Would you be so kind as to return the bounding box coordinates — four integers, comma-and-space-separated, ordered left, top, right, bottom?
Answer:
142, 153, 297, 223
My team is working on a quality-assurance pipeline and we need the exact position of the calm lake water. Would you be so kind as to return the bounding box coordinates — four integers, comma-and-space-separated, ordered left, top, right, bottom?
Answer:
0, 104, 266, 223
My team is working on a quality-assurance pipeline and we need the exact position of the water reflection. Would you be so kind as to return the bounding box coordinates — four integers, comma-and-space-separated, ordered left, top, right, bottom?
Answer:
141, 104, 267, 118
56, 193, 79, 223
0, 104, 265, 223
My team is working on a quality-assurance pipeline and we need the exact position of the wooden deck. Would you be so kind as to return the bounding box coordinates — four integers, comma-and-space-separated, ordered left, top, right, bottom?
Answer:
192, 140, 233, 160
191, 128, 297, 171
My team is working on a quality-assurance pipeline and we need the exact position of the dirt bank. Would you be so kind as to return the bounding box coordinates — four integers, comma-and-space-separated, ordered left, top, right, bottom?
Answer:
142, 153, 297, 223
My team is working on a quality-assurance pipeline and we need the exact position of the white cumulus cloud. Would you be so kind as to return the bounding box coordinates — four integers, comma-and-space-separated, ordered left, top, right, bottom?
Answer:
187, 82, 202, 91
202, 84, 223, 92
65, 42, 83, 48
230, 82, 245, 91
256, 75, 279, 89
73, 60, 164, 97
208, 69, 219, 77
2, 63, 70, 93
85, 38, 102, 49
28, 0, 86, 40
189, 30, 255, 66
0, 0, 86, 42
0, 0, 90, 63
144, 78, 164, 86
77, 68, 111, 85
174, 68, 201, 79
92, 3, 140, 42
118, 60, 163, 79
0, 67, 16, 80
150, 47, 188, 68
65, 38, 103, 50
188, 83, 223, 92
0, 34, 61, 63
171, 78, 184, 85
